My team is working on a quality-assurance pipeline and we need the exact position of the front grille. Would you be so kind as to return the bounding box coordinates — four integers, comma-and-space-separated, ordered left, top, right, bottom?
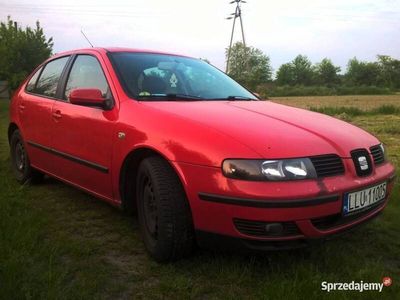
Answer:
234, 218, 301, 237
311, 201, 384, 230
370, 145, 385, 165
310, 154, 345, 178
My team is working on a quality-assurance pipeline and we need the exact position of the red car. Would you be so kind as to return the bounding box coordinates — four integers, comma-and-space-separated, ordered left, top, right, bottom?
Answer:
8, 48, 396, 261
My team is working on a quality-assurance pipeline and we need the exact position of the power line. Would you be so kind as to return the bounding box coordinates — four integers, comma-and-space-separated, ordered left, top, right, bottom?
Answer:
2, 3, 399, 24
0, 3, 164, 19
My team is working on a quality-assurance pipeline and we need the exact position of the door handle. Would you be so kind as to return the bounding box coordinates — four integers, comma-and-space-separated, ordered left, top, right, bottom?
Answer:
19, 103, 25, 112
52, 110, 62, 119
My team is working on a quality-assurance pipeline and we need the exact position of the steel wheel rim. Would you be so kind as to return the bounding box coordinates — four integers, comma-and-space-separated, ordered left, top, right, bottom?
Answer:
142, 176, 158, 239
15, 141, 26, 171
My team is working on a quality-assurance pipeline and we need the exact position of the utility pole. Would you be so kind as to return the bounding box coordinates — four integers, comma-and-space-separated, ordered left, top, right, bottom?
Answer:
226, 0, 247, 73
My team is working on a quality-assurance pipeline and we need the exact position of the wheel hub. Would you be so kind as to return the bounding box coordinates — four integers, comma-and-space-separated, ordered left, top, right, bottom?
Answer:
143, 179, 158, 238
15, 141, 25, 171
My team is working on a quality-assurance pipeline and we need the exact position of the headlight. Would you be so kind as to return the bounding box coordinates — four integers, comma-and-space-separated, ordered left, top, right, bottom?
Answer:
379, 143, 388, 161
222, 158, 317, 181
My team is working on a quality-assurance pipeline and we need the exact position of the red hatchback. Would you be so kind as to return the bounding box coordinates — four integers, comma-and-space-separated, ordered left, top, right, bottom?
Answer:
9, 48, 396, 261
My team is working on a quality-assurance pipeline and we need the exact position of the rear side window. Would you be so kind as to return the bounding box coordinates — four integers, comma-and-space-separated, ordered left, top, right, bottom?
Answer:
26, 67, 42, 92
35, 56, 69, 98
64, 55, 109, 99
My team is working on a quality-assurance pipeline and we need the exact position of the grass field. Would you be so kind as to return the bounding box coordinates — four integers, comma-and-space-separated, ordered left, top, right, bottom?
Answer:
270, 95, 400, 110
0, 96, 399, 299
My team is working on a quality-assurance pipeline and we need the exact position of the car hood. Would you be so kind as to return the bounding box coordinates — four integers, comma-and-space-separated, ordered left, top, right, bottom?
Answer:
141, 100, 379, 159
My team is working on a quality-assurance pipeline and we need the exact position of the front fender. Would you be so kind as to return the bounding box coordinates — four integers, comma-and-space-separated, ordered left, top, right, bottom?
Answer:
111, 100, 260, 202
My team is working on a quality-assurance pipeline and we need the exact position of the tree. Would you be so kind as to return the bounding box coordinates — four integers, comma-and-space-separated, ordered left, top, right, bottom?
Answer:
276, 63, 295, 85
313, 58, 341, 85
376, 55, 400, 89
276, 55, 315, 86
291, 55, 314, 85
226, 42, 272, 90
345, 57, 380, 86
0, 16, 53, 91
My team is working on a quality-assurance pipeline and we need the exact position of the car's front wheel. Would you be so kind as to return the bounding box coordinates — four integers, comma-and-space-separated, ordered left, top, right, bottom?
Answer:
10, 129, 44, 184
136, 156, 194, 262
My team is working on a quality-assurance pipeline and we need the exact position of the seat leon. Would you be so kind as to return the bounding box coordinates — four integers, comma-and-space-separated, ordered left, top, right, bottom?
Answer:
8, 48, 396, 261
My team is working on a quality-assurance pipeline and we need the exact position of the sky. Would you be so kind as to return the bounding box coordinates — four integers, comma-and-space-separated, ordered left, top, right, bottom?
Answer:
1, 0, 400, 75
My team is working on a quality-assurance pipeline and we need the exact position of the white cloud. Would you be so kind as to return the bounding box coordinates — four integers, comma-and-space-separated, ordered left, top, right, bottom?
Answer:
1, 0, 399, 72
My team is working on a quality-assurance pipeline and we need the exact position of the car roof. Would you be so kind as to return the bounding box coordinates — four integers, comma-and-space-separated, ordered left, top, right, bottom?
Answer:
51, 47, 192, 59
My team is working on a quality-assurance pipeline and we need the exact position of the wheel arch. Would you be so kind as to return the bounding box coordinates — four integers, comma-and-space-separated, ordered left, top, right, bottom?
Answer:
119, 146, 190, 215
8, 123, 19, 145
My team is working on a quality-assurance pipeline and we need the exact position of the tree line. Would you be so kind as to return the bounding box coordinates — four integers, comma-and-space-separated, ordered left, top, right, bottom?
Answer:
1, 16, 399, 97
226, 42, 400, 96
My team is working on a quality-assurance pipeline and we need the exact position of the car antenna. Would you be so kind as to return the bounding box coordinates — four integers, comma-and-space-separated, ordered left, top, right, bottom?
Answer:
80, 29, 94, 47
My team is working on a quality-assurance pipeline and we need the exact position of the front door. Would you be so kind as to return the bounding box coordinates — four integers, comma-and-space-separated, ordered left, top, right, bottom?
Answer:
49, 54, 117, 199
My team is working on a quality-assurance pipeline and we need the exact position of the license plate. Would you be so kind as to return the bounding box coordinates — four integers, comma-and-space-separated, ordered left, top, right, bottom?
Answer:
343, 182, 387, 215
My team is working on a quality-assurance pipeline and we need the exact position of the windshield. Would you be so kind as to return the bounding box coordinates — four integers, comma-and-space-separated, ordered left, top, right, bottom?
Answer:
109, 52, 258, 101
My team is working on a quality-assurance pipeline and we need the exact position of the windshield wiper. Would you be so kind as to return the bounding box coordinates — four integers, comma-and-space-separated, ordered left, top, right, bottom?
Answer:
167, 93, 204, 100
211, 96, 257, 101
137, 93, 203, 101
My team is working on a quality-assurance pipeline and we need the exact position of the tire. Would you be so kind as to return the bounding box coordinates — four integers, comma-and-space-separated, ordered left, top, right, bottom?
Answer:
10, 129, 44, 184
136, 156, 194, 262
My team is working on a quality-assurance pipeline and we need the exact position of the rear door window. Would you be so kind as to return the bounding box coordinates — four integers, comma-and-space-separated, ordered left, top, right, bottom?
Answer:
26, 67, 43, 92
35, 56, 69, 98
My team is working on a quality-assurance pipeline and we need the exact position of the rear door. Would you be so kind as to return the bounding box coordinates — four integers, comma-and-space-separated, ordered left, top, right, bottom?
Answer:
20, 56, 70, 172
48, 53, 117, 199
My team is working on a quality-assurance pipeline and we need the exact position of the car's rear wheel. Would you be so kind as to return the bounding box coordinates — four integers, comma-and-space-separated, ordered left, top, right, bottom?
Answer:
10, 129, 44, 184
136, 156, 194, 262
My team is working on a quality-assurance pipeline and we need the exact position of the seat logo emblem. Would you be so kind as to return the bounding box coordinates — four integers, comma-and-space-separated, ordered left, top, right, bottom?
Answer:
118, 132, 126, 139
358, 156, 368, 170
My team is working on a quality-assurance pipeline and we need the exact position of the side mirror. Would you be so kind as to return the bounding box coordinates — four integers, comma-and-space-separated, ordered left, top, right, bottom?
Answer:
69, 88, 110, 109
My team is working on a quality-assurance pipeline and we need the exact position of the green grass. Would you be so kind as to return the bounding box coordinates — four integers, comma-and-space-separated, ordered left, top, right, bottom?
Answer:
0, 99, 399, 299
271, 95, 400, 110
309, 105, 400, 117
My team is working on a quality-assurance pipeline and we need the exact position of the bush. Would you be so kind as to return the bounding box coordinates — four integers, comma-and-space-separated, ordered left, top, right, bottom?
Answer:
258, 84, 394, 98
336, 85, 393, 95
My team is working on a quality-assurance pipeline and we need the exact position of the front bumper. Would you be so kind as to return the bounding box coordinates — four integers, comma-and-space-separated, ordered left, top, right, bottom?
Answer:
173, 160, 396, 249
196, 208, 382, 252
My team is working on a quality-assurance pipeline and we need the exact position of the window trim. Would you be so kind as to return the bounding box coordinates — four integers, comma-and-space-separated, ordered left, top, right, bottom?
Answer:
60, 53, 114, 108
56, 54, 76, 101
25, 55, 72, 100
25, 66, 44, 93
